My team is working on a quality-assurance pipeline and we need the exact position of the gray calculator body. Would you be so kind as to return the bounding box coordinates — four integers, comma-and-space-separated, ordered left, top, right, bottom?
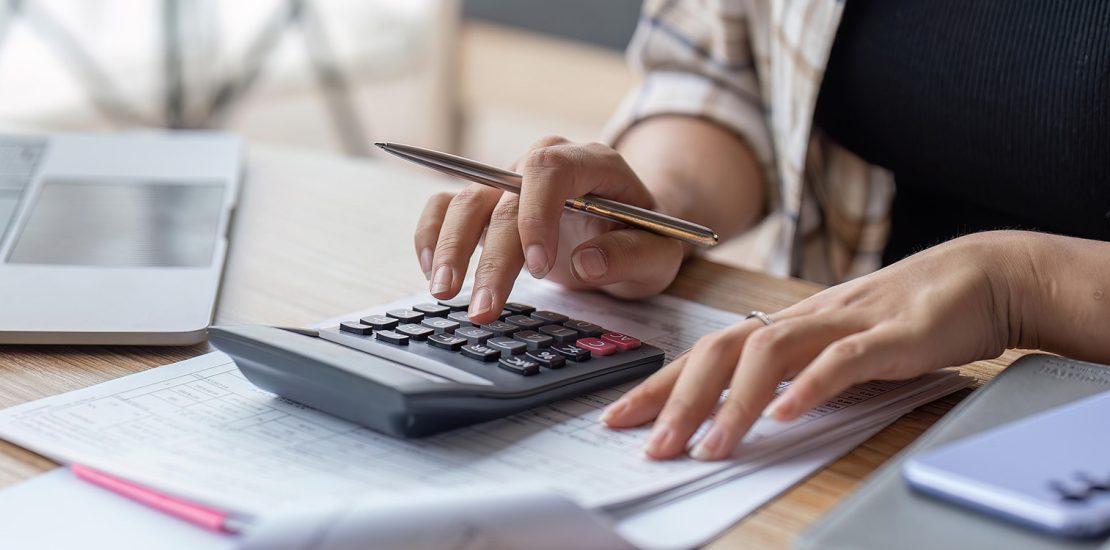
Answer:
209, 324, 664, 438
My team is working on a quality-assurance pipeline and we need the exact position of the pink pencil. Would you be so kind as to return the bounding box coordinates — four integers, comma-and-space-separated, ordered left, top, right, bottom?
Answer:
70, 464, 242, 534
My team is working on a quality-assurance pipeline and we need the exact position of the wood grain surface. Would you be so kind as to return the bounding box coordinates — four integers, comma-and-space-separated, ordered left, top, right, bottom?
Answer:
0, 145, 1020, 548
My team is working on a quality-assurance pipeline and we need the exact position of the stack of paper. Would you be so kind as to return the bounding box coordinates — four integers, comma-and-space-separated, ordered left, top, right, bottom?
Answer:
0, 279, 972, 548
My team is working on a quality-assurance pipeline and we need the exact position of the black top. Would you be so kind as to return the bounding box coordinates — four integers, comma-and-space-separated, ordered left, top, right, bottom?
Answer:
814, 1, 1110, 265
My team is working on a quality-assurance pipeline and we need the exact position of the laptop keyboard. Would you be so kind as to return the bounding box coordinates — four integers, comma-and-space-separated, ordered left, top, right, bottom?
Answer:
0, 138, 47, 245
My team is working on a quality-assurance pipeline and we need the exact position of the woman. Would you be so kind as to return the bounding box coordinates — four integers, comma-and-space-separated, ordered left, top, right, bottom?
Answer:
414, 0, 1110, 461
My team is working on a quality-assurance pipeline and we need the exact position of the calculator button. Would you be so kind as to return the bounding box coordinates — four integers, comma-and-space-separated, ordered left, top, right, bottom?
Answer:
374, 330, 409, 345
447, 311, 474, 327
396, 323, 434, 341
531, 310, 569, 324
413, 303, 450, 317
360, 316, 399, 331
600, 332, 641, 351
496, 310, 513, 320
420, 318, 460, 334
339, 322, 373, 335
505, 315, 545, 330
437, 296, 470, 311
563, 320, 603, 337
427, 333, 466, 351
503, 302, 536, 316
498, 356, 540, 376
575, 338, 617, 357
385, 309, 424, 323
527, 349, 566, 369
552, 344, 591, 362
455, 326, 493, 344
461, 344, 500, 362
538, 325, 578, 344
488, 336, 527, 356
482, 321, 520, 337
513, 330, 553, 350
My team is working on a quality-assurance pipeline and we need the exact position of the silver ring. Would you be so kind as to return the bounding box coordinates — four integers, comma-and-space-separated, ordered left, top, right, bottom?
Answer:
746, 311, 773, 326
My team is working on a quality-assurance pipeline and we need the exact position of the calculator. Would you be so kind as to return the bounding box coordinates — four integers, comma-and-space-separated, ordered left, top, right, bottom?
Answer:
208, 298, 665, 437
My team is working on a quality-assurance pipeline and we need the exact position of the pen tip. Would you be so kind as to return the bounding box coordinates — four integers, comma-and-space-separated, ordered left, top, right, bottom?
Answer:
373, 142, 387, 149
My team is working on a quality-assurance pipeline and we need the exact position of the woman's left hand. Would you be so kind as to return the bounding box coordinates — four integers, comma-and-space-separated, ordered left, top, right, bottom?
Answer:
601, 231, 1030, 461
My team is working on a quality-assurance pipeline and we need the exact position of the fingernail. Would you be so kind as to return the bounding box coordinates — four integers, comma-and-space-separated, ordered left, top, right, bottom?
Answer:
643, 424, 673, 457
430, 265, 452, 295
525, 244, 549, 278
571, 247, 607, 281
763, 393, 796, 421
469, 287, 493, 317
599, 400, 627, 425
690, 425, 725, 461
419, 248, 433, 280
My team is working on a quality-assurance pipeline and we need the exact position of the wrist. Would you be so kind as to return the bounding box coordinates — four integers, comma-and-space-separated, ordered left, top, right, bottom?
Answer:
960, 230, 1048, 350
984, 231, 1110, 360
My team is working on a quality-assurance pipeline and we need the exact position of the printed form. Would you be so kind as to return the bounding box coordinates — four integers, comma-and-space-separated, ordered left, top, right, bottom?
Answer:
0, 278, 971, 521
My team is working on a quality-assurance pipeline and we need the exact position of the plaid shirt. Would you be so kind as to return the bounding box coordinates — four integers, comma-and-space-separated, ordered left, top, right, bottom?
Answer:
602, 0, 895, 285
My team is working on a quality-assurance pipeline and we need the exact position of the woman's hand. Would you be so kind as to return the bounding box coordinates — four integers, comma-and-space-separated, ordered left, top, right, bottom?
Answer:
601, 231, 1032, 461
414, 136, 686, 324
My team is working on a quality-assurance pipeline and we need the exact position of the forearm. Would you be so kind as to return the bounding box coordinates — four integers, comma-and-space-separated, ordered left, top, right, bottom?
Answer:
1001, 231, 1110, 362
614, 115, 766, 245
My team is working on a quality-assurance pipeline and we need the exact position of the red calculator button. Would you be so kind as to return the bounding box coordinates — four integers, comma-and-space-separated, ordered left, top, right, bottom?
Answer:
600, 332, 641, 351
575, 337, 617, 357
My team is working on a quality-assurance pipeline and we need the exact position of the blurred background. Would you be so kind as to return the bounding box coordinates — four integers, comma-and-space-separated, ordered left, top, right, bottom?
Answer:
0, 0, 640, 163
0, 0, 756, 269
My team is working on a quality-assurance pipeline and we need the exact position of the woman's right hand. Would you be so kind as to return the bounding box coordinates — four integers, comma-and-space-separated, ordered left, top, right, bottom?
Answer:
413, 136, 687, 324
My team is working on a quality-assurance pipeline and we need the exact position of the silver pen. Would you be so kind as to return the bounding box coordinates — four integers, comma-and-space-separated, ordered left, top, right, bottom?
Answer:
375, 142, 719, 248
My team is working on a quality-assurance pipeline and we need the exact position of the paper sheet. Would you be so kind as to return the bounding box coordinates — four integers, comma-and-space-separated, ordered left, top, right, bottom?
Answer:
0, 470, 631, 550
239, 485, 636, 550
0, 369, 964, 550
615, 421, 892, 550
0, 421, 884, 550
623, 371, 971, 515
0, 283, 967, 522
0, 468, 237, 550
0, 278, 972, 550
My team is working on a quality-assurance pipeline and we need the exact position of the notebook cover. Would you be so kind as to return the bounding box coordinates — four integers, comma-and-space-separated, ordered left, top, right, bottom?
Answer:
797, 354, 1110, 550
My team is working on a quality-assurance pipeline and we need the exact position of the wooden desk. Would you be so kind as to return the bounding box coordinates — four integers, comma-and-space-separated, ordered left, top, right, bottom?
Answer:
0, 144, 1023, 547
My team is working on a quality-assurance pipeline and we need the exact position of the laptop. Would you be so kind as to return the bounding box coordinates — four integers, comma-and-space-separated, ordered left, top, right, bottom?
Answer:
0, 132, 242, 345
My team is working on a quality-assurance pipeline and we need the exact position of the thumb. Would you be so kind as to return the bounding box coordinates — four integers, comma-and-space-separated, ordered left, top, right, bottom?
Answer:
569, 229, 685, 299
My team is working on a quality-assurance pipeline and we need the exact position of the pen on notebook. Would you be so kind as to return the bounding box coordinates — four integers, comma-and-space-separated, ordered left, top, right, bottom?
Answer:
70, 464, 246, 534
375, 142, 720, 248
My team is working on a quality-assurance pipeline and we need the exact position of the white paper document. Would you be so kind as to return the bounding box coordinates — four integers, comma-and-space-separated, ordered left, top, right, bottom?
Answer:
0, 279, 972, 548
0, 423, 887, 550
614, 420, 891, 550
0, 468, 236, 550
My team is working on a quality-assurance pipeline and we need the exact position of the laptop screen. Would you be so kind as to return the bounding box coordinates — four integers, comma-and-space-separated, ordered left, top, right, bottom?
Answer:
6, 179, 226, 268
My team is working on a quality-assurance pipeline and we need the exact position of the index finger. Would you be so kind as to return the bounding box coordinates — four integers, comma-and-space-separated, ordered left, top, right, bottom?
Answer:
516, 142, 654, 278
